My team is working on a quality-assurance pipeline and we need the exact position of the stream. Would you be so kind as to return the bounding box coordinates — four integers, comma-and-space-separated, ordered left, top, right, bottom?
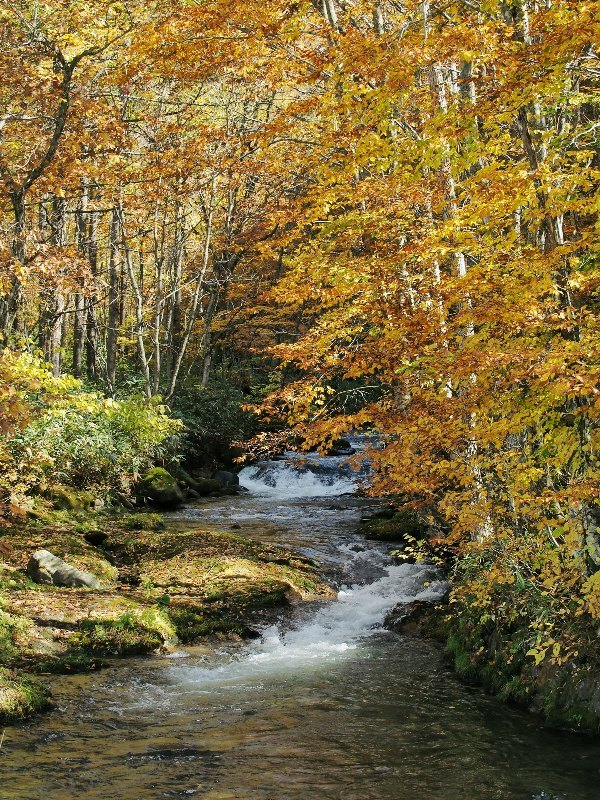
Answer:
2, 449, 600, 800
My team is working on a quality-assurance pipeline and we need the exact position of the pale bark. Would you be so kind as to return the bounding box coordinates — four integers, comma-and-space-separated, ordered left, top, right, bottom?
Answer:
119, 205, 152, 399
106, 209, 120, 394
86, 200, 99, 381
373, 2, 385, 35
73, 182, 88, 376
166, 198, 185, 390
152, 199, 167, 395
49, 196, 67, 377
165, 179, 216, 401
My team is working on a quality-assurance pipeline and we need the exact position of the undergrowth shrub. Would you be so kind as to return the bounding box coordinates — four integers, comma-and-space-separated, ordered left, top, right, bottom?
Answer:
0, 350, 182, 512
172, 383, 258, 468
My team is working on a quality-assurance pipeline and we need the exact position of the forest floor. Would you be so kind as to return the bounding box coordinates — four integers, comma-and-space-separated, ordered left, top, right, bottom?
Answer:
0, 508, 334, 723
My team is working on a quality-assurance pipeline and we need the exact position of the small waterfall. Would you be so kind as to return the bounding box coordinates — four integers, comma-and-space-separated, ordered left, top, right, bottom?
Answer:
238, 440, 370, 499
239, 460, 358, 498
172, 438, 446, 688
170, 564, 447, 688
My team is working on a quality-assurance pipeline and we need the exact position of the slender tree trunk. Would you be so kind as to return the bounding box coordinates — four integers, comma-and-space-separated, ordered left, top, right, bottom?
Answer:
166, 198, 185, 390
73, 181, 88, 376
86, 201, 99, 381
152, 200, 166, 395
165, 179, 215, 401
49, 196, 67, 377
119, 205, 152, 399
373, 2, 385, 35
322, 0, 339, 29
0, 189, 26, 334
106, 208, 120, 394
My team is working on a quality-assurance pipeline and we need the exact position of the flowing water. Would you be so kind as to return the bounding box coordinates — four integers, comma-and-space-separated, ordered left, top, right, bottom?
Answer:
2, 449, 600, 800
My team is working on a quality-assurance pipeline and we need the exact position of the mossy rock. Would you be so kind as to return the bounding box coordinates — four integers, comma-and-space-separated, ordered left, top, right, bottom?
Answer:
137, 468, 185, 509
28, 652, 108, 675
171, 467, 225, 497
0, 668, 53, 723
167, 603, 252, 643
361, 507, 428, 543
47, 485, 96, 512
71, 614, 165, 657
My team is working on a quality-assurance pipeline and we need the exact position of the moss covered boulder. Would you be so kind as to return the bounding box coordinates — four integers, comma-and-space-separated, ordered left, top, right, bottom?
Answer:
171, 467, 225, 497
137, 468, 185, 509
47, 485, 96, 511
360, 506, 429, 543
70, 614, 167, 657
0, 668, 52, 723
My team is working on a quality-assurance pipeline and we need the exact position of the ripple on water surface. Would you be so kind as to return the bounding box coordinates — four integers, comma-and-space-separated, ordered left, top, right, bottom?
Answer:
2, 449, 600, 800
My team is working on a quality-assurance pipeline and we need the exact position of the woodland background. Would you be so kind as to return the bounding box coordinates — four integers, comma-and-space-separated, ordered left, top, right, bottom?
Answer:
0, 0, 599, 698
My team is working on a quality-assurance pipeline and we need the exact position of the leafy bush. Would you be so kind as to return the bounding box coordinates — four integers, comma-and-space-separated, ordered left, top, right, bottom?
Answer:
0, 350, 182, 511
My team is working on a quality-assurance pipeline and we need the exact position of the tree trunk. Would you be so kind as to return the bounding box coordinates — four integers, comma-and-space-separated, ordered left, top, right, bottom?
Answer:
73, 182, 88, 376
165, 179, 215, 401
166, 199, 185, 391
119, 205, 152, 399
0, 189, 26, 335
106, 208, 120, 394
49, 195, 67, 377
86, 201, 99, 381
373, 2, 384, 35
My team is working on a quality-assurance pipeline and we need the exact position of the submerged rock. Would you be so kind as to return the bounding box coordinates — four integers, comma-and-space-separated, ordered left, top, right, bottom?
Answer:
27, 550, 101, 589
137, 467, 185, 509
193, 477, 224, 496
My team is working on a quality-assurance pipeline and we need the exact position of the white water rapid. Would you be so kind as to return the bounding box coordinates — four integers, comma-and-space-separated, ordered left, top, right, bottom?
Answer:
170, 562, 447, 689
170, 441, 446, 690
239, 460, 357, 498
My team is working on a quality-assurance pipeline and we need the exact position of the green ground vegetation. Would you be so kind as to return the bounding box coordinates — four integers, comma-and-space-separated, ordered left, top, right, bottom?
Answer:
0, 507, 332, 723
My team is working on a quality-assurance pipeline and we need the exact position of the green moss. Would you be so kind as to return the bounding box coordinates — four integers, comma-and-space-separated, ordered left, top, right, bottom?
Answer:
122, 512, 165, 531
443, 575, 600, 734
0, 606, 31, 665
361, 507, 428, 543
28, 652, 108, 674
499, 675, 531, 704
47, 485, 95, 511
0, 511, 332, 723
0, 568, 37, 591
70, 614, 164, 656
167, 604, 249, 643
0, 668, 52, 723
137, 468, 184, 509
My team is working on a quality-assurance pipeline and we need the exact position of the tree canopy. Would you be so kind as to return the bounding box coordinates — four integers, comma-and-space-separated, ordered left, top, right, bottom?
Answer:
1, 0, 599, 655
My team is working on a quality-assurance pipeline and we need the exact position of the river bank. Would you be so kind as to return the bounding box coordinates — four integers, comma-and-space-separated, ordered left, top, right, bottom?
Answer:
4, 488, 600, 741
0, 507, 333, 724
356, 503, 600, 736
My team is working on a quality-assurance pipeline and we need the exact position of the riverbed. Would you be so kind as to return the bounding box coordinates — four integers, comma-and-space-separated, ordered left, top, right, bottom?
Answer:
1, 456, 600, 800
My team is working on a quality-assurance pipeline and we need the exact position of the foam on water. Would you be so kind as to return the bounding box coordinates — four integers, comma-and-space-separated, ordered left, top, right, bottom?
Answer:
169, 563, 447, 689
239, 460, 357, 498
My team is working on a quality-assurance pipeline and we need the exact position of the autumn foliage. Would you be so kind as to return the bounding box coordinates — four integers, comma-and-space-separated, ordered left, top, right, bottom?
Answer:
0, 1, 599, 661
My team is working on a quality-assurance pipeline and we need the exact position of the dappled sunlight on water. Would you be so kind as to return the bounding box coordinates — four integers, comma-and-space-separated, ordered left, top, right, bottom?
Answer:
2, 447, 600, 800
